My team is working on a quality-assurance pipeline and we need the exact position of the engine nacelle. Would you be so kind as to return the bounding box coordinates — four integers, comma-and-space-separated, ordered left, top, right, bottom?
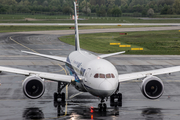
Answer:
22, 76, 45, 99
141, 76, 164, 99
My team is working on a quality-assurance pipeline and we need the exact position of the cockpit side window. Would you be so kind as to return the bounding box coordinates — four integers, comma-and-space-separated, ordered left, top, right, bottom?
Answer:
111, 73, 115, 78
94, 73, 98, 78
100, 74, 105, 78
106, 74, 111, 78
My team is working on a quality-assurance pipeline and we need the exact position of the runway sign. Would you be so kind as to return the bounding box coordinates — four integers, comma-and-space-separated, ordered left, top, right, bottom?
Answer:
119, 33, 128, 35
110, 43, 121, 45
119, 45, 131, 47
131, 48, 143, 50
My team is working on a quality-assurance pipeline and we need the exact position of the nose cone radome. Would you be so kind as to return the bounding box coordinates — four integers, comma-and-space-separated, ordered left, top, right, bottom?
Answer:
98, 80, 116, 98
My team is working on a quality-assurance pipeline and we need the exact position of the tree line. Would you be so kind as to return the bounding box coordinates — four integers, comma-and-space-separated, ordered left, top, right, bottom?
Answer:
0, 0, 180, 17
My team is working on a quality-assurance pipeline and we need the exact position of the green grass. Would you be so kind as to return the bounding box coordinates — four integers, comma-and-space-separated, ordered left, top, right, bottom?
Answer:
153, 14, 180, 18
0, 25, 165, 33
0, 14, 70, 19
59, 30, 180, 55
0, 14, 180, 23
0, 26, 70, 32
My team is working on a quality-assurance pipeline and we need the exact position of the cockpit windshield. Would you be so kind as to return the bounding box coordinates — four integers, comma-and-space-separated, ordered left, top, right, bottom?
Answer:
94, 73, 115, 78
94, 73, 98, 78
100, 74, 105, 78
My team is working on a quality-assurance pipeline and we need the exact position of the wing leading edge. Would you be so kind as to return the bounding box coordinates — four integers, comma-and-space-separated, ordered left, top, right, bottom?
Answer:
99, 51, 125, 58
0, 66, 74, 83
118, 66, 180, 82
21, 50, 68, 63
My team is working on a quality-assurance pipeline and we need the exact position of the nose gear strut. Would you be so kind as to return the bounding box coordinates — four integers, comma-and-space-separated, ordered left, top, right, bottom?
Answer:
98, 99, 107, 111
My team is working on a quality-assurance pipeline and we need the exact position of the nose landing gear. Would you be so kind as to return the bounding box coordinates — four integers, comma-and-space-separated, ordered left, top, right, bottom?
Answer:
98, 99, 107, 112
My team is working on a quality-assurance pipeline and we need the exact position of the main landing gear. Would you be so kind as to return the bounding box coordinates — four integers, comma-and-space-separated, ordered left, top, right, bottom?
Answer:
53, 82, 67, 107
110, 83, 122, 107
110, 93, 122, 107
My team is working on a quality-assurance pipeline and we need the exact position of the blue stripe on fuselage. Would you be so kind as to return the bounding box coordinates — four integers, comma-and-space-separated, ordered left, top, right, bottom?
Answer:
66, 56, 80, 82
83, 83, 93, 90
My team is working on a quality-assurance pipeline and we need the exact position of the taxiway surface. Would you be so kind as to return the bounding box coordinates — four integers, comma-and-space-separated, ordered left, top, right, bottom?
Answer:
13, 26, 180, 35
0, 31, 180, 120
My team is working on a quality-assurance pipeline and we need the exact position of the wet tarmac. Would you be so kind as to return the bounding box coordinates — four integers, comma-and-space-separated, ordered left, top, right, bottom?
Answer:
0, 33, 180, 120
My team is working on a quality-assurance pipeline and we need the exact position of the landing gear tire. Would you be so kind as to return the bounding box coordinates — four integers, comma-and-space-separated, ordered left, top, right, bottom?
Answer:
98, 98, 107, 112
53, 82, 67, 102
110, 93, 122, 107
54, 92, 58, 102
110, 94, 114, 103
98, 103, 102, 111
62, 92, 65, 102
103, 103, 107, 112
53, 92, 65, 102
118, 93, 122, 100
98, 103, 107, 112
110, 94, 114, 106
53, 82, 67, 108
118, 93, 122, 106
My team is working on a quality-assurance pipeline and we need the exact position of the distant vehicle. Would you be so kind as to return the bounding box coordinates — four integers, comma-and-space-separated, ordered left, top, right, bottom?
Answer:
1, 2, 180, 111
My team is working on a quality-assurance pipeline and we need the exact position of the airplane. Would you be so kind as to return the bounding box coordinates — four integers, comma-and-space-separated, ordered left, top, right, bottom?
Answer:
1, 2, 180, 111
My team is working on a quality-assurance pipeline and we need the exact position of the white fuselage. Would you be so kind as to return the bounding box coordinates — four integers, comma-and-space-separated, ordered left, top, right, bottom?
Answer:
66, 50, 119, 99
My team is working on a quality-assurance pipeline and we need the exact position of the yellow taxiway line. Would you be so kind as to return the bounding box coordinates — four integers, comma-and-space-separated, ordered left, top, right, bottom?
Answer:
9, 36, 69, 118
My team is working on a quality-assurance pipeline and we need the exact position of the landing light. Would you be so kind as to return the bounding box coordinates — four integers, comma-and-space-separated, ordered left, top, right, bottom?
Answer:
90, 106, 94, 113
97, 57, 100, 59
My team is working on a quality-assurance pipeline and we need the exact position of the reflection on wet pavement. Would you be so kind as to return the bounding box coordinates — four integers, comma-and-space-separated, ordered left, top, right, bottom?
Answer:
141, 108, 163, 120
1, 33, 180, 120
23, 108, 44, 119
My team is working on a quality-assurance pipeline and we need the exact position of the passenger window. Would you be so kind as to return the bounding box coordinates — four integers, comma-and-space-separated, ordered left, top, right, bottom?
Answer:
106, 74, 111, 78
111, 74, 115, 78
94, 74, 98, 78
100, 74, 105, 78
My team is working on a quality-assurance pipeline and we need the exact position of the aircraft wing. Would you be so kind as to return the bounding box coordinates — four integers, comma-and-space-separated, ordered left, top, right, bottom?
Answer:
0, 66, 74, 83
118, 66, 180, 82
99, 51, 125, 58
21, 51, 68, 63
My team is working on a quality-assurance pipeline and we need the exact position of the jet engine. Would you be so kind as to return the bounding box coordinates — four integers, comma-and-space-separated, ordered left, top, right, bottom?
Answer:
22, 76, 45, 99
141, 76, 164, 99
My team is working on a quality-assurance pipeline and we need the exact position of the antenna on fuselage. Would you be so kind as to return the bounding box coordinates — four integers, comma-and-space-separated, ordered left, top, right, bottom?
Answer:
74, 2, 80, 51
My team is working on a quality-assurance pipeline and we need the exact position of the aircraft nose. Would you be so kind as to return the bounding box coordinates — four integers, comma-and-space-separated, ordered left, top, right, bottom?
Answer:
98, 80, 115, 97
99, 80, 113, 91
